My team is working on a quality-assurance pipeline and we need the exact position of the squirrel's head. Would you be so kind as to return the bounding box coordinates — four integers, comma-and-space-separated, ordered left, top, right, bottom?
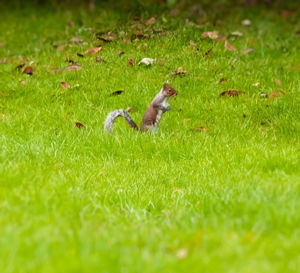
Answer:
163, 83, 178, 97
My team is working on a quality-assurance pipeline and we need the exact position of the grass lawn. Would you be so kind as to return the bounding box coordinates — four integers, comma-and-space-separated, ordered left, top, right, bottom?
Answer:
0, 1, 300, 272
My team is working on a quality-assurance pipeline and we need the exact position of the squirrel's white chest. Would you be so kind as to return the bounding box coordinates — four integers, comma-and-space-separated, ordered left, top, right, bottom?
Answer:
155, 98, 169, 125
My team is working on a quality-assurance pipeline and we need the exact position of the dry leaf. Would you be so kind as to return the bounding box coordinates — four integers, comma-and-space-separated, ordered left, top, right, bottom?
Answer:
202, 31, 219, 39
171, 67, 187, 75
146, 17, 156, 25
176, 248, 188, 259
242, 48, 254, 55
70, 37, 83, 43
128, 58, 134, 66
22, 66, 34, 75
96, 57, 104, 62
118, 51, 125, 56
194, 126, 208, 132
190, 40, 197, 46
67, 65, 82, 71
252, 82, 260, 86
0, 42, 5, 47
269, 91, 284, 99
219, 78, 226, 83
20, 81, 27, 85
75, 122, 85, 129
85, 47, 102, 54
138, 58, 155, 66
275, 79, 281, 85
110, 90, 124, 96
225, 40, 237, 51
231, 31, 243, 36
52, 68, 63, 73
123, 38, 131, 44
260, 92, 267, 98
61, 81, 70, 89
126, 107, 133, 112
220, 90, 245, 96
0, 58, 7, 63
241, 19, 252, 26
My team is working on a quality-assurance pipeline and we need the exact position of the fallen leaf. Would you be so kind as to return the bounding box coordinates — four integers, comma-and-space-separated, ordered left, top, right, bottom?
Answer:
85, 47, 102, 54
20, 81, 27, 85
275, 79, 281, 85
260, 92, 267, 98
123, 38, 131, 44
67, 65, 82, 71
70, 37, 83, 43
176, 248, 188, 259
61, 81, 71, 89
57, 45, 65, 51
138, 58, 155, 66
241, 19, 252, 26
202, 31, 219, 39
242, 48, 254, 55
0, 42, 5, 47
220, 90, 245, 96
146, 17, 156, 25
96, 57, 104, 62
194, 126, 208, 132
171, 67, 187, 75
269, 91, 284, 99
225, 40, 237, 51
52, 68, 63, 73
22, 66, 34, 75
1, 93, 9, 97
128, 58, 134, 66
219, 78, 226, 83
110, 90, 124, 96
126, 107, 133, 112
252, 82, 260, 86
75, 122, 85, 129
0, 59, 7, 63
231, 30, 243, 36
190, 40, 197, 46
118, 51, 125, 56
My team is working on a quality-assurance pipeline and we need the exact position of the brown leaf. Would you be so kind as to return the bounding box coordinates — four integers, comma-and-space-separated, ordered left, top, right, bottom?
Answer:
269, 91, 285, 99
242, 48, 254, 54
67, 65, 82, 71
146, 17, 156, 25
126, 107, 133, 112
128, 58, 134, 66
96, 57, 104, 63
75, 122, 85, 129
219, 78, 227, 83
220, 90, 245, 97
225, 40, 237, 51
118, 51, 125, 56
85, 47, 102, 54
189, 40, 197, 46
0, 42, 5, 47
61, 82, 71, 89
70, 37, 83, 43
275, 79, 281, 85
22, 66, 34, 75
123, 38, 131, 44
0, 58, 7, 63
110, 90, 124, 96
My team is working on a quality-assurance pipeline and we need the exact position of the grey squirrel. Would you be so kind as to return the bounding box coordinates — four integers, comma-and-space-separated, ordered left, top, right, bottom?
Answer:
104, 83, 178, 133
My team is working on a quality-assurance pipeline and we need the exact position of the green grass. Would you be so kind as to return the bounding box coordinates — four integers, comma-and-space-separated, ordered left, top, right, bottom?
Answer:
0, 2, 300, 272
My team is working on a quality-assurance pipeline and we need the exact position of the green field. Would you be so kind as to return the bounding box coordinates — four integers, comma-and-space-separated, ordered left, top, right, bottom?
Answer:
0, 1, 300, 272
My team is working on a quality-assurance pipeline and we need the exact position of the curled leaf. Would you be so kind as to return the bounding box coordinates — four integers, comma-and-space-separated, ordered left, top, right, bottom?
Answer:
220, 90, 245, 97
126, 107, 133, 112
75, 122, 85, 129
219, 78, 227, 83
138, 58, 155, 66
146, 17, 156, 25
70, 37, 83, 43
61, 81, 70, 89
128, 58, 134, 66
110, 90, 124, 96
22, 66, 34, 75
67, 64, 82, 71
85, 47, 102, 54
202, 31, 219, 39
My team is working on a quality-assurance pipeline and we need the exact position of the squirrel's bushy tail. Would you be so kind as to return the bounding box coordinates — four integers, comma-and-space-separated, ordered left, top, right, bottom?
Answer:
104, 109, 139, 132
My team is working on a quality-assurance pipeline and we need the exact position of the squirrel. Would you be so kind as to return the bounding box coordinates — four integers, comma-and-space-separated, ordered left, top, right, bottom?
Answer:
104, 83, 178, 133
